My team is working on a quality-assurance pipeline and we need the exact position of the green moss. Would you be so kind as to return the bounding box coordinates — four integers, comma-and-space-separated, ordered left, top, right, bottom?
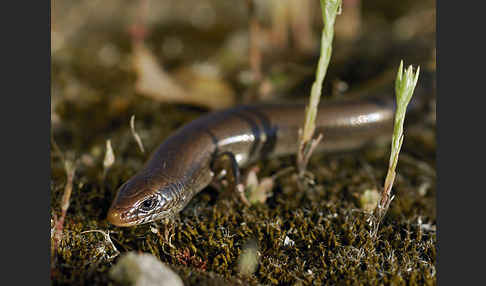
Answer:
51, 113, 435, 285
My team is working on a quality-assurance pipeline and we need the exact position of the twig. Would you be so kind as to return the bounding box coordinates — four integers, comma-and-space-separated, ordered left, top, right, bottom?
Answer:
130, 115, 145, 154
297, 133, 323, 177
51, 137, 77, 266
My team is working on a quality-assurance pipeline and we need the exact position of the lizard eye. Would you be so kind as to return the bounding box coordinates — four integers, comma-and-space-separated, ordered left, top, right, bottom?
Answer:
139, 196, 158, 212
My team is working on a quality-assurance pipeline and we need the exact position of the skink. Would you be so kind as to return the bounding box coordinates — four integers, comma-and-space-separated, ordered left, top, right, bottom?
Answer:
107, 71, 433, 227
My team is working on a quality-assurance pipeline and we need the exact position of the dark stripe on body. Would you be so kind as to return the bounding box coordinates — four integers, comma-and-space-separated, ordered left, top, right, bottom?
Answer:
242, 107, 278, 159
204, 128, 222, 173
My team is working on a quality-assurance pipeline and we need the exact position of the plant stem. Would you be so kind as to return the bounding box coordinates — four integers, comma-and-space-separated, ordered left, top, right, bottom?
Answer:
372, 60, 420, 237
297, 0, 341, 176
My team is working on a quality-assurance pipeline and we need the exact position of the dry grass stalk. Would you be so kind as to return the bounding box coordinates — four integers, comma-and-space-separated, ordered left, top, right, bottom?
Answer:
130, 115, 145, 154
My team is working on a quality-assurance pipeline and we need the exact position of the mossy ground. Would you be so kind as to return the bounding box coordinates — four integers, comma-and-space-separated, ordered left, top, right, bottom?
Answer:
51, 1, 436, 285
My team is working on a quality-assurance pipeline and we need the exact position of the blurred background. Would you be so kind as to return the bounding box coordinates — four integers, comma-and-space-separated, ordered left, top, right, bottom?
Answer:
52, 0, 435, 146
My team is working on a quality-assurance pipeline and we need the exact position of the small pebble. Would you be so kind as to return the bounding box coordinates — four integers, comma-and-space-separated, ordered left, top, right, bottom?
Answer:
109, 252, 183, 286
